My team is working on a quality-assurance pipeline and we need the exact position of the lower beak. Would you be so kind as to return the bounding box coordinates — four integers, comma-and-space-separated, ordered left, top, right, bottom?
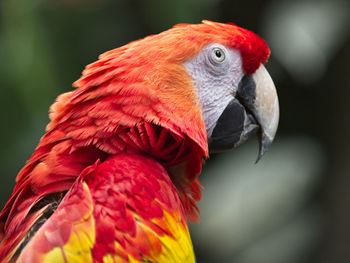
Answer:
208, 65, 279, 162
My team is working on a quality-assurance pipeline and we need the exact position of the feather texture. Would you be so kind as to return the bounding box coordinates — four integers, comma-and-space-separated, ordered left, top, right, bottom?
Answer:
12, 154, 194, 263
0, 20, 270, 261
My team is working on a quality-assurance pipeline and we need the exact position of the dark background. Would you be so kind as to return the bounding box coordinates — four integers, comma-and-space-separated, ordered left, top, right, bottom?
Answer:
1, 0, 349, 262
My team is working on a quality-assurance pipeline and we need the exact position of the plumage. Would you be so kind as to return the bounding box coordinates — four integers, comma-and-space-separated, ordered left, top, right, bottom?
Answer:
0, 20, 278, 262
14, 154, 193, 263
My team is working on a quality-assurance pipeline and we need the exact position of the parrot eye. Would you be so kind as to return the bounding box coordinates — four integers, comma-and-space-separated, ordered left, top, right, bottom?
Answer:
210, 47, 226, 63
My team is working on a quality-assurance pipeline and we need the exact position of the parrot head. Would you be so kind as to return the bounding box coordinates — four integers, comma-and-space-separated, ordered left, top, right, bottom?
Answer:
70, 20, 278, 161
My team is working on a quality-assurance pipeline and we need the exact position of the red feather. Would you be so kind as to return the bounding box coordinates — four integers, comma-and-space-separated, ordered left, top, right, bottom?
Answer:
0, 20, 270, 261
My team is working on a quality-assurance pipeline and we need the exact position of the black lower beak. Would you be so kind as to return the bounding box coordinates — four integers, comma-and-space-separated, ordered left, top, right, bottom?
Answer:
208, 98, 259, 153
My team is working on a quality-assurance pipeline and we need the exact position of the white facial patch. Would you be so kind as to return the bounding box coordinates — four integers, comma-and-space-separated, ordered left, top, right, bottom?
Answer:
184, 43, 245, 137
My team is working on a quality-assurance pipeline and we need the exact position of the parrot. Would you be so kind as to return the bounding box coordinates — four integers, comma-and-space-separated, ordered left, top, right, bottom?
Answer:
0, 20, 279, 263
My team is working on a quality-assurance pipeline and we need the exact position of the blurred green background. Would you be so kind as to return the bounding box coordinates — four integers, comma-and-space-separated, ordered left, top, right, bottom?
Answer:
0, 0, 349, 262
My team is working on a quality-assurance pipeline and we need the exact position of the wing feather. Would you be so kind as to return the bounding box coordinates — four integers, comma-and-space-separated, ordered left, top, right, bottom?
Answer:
16, 181, 95, 263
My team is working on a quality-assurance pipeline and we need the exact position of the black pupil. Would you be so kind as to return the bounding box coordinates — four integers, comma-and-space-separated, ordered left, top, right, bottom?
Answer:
215, 50, 222, 58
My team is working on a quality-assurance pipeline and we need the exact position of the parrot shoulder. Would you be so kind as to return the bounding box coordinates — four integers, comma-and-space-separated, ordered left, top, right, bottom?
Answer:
3, 154, 195, 263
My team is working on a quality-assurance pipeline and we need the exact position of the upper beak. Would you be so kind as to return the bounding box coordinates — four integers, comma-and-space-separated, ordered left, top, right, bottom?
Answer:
208, 65, 279, 162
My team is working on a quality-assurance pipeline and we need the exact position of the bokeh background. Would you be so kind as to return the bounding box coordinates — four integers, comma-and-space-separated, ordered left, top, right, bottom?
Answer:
0, 0, 349, 262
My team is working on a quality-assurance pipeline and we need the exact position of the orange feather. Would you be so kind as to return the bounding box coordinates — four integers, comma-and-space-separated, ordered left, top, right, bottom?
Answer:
0, 20, 270, 261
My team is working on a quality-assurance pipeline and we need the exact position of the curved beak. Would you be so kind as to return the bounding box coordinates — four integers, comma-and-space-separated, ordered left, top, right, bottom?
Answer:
208, 65, 279, 162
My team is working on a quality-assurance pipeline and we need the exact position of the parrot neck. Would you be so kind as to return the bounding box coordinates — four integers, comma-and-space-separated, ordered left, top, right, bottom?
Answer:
0, 121, 204, 241
92, 121, 205, 221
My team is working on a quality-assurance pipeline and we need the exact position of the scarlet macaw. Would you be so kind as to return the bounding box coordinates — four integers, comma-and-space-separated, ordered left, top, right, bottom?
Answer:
0, 20, 279, 262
